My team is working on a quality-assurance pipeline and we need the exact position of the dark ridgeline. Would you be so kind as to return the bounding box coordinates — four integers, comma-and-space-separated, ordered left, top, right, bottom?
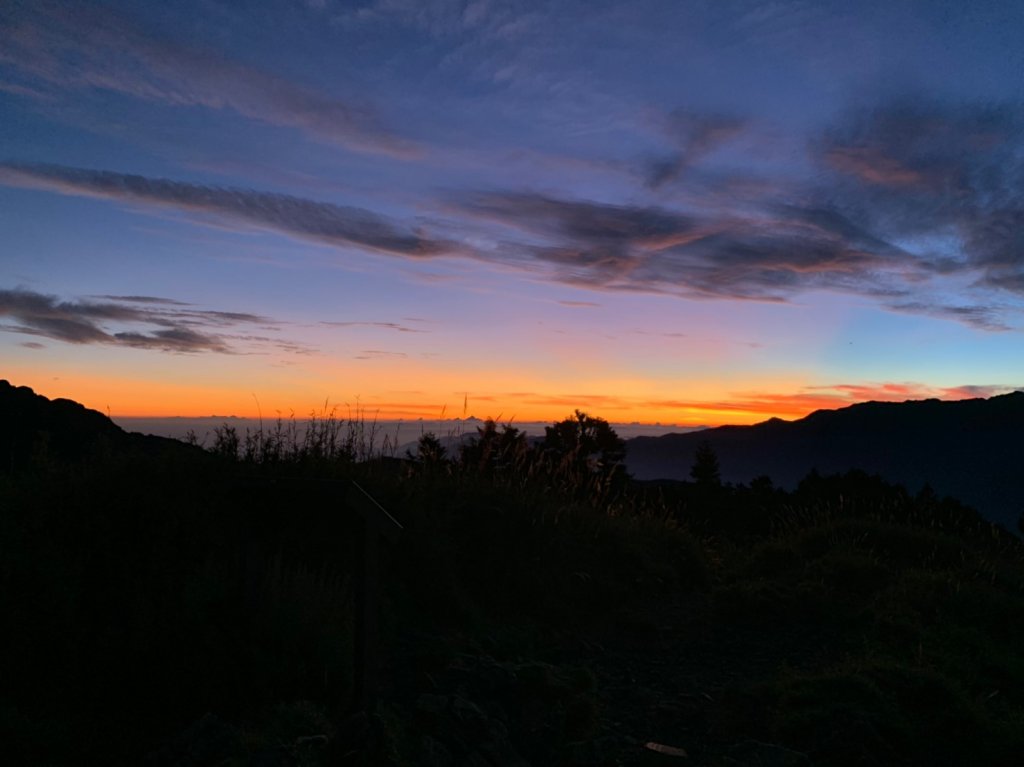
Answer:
5, 379, 1024, 766
0, 378, 201, 471
626, 392, 1024, 530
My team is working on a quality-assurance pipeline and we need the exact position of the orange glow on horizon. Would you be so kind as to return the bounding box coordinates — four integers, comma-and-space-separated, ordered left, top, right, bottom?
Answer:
7, 368, 1007, 429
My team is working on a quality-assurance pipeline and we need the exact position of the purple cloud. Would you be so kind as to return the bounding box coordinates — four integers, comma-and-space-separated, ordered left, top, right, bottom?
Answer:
0, 4, 416, 157
0, 287, 308, 354
0, 163, 455, 258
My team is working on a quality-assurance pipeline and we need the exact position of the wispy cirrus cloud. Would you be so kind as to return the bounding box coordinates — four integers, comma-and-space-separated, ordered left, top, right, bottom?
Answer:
645, 110, 748, 189
0, 288, 308, 355
0, 3, 415, 157
4, 93, 1024, 334
457, 190, 906, 301
91, 294, 191, 306
512, 392, 640, 411
335, 0, 542, 46
321, 321, 428, 333
462, 191, 698, 248
450, 98, 1024, 328
354, 350, 408, 360
0, 160, 1006, 331
0, 163, 454, 258
813, 382, 1018, 402
885, 300, 1010, 331
816, 99, 1024, 294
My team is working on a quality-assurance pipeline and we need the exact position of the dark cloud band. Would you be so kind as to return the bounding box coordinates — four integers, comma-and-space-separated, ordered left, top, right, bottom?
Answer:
0, 287, 305, 355
4, 91, 1024, 335
0, 163, 454, 258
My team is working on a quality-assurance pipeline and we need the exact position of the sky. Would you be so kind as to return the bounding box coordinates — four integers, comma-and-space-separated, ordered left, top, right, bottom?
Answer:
2, 0, 1024, 428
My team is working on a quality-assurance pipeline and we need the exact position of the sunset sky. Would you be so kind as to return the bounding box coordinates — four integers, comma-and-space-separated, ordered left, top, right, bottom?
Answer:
2, 0, 1023, 427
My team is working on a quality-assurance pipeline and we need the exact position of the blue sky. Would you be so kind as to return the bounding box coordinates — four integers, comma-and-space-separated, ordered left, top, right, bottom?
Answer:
2, 0, 1023, 425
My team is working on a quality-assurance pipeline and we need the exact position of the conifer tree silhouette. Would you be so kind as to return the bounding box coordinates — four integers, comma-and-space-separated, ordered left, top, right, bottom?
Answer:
690, 439, 721, 487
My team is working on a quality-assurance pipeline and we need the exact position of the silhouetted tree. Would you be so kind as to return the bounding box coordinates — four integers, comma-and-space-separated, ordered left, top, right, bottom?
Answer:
543, 410, 626, 474
412, 432, 447, 470
459, 419, 531, 479
690, 439, 721, 486
539, 410, 629, 501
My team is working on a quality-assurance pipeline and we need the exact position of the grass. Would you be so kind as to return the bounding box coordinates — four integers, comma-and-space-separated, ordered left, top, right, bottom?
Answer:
3, 410, 1024, 765
706, 491, 1024, 766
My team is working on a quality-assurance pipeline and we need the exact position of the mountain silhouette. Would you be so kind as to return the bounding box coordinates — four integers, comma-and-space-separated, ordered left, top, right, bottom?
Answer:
6, 379, 1022, 530
625, 392, 1024, 530
0, 379, 201, 472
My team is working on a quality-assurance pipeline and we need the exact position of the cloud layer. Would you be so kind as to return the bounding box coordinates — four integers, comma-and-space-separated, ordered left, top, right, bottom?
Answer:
0, 4, 415, 157
454, 99, 1024, 328
321, 321, 427, 333
0, 288, 304, 354
818, 100, 1024, 294
0, 163, 453, 258
459, 191, 910, 303
2, 98, 1022, 331
645, 110, 749, 189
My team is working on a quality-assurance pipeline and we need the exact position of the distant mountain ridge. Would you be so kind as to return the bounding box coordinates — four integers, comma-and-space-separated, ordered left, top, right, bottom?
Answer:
0, 379, 200, 472
5, 380, 1022, 530
625, 392, 1024, 530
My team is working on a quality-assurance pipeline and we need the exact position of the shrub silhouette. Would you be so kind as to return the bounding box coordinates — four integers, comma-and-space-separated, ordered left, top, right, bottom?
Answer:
411, 431, 446, 467
543, 410, 624, 468
458, 419, 531, 481
5, 382, 1024, 766
690, 439, 721, 486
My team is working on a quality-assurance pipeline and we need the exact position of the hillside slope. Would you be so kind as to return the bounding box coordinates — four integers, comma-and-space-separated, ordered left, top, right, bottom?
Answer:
0, 379, 201, 472
625, 392, 1024, 530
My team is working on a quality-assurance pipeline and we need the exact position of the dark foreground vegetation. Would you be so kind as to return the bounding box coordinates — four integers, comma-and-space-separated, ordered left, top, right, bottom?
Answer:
625, 390, 1024, 531
3, 381, 1024, 766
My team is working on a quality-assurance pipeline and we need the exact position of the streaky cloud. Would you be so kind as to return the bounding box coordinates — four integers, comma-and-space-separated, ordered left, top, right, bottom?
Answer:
0, 287, 307, 355
459, 191, 912, 302
885, 300, 1010, 332
0, 163, 455, 258
817, 99, 1024, 296
321, 321, 428, 333
645, 110, 748, 189
354, 350, 408, 360
113, 327, 227, 354
462, 192, 697, 245
92, 294, 192, 306
0, 3, 417, 157
4, 98, 1024, 333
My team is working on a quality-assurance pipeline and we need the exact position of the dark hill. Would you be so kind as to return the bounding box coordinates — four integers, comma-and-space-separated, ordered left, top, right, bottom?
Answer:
625, 392, 1024, 530
0, 379, 202, 472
